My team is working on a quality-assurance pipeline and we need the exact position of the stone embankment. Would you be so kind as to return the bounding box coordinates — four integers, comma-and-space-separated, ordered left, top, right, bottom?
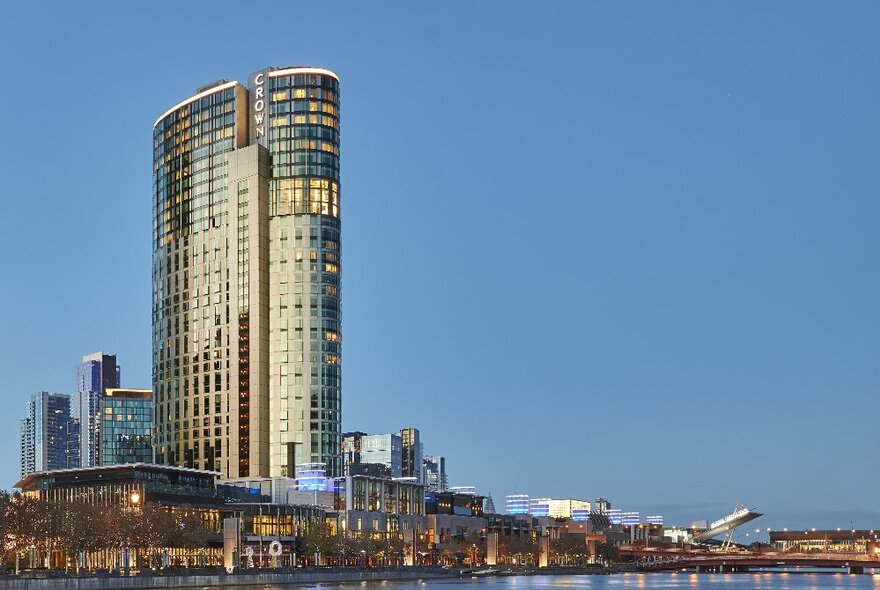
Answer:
0, 566, 460, 589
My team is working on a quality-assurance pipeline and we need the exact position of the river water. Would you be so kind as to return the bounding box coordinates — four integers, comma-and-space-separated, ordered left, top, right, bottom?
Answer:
265, 573, 880, 590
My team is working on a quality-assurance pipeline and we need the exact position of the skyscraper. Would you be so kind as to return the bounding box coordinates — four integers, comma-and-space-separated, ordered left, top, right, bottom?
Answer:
20, 392, 73, 477
75, 352, 121, 394
342, 432, 402, 477
422, 455, 447, 492
400, 426, 423, 480
152, 67, 342, 478
74, 352, 121, 467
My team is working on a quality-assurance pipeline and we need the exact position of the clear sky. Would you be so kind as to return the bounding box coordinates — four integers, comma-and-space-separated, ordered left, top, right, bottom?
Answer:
1, 1, 878, 534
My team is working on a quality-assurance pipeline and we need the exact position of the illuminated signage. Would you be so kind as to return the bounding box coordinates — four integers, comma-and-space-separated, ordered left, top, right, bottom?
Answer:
253, 73, 266, 139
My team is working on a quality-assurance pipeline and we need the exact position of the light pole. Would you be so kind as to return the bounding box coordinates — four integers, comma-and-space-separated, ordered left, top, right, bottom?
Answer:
128, 490, 142, 571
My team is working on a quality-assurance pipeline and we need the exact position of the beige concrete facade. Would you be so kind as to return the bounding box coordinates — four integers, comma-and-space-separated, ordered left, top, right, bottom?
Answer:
153, 69, 342, 480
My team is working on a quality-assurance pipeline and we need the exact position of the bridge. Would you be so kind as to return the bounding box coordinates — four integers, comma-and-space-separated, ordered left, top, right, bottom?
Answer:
622, 548, 880, 575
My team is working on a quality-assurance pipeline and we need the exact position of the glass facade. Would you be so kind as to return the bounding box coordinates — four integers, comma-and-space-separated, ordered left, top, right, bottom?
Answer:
340, 474, 425, 536
152, 67, 342, 479
264, 69, 342, 477
400, 427, 422, 480
152, 81, 245, 475
422, 455, 447, 492
358, 433, 402, 478
505, 494, 530, 515
20, 392, 73, 476
73, 351, 121, 468
100, 389, 153, 465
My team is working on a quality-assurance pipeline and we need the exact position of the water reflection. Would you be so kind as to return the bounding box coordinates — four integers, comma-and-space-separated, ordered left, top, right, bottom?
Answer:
261, 573, 880, 590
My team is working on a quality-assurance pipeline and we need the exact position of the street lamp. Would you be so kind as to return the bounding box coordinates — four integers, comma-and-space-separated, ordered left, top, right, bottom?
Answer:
130, 491, 141, 507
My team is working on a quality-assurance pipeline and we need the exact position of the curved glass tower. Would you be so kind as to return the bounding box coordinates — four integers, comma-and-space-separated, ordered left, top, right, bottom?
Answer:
152, 67, 341, 478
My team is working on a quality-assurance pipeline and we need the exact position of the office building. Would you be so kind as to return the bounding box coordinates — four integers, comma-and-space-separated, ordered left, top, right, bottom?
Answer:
506, 494, 530, 515
342, 431, 402, 477
342, 430, 367, 471
73, 352, 121, 468
152, 66, 342, 478
20, 392, 73, 477
100, 388, 153, 465
422, 455, 447, 492
75, 352, 121, 394
530, 498, 591, 519
530, 498, 550, 517
400, 426, 422, 480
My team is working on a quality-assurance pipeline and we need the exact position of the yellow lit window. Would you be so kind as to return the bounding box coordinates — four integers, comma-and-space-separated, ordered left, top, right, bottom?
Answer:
294, 88, 306, 98
293, 115, 306, 124
272, 91, 288, 101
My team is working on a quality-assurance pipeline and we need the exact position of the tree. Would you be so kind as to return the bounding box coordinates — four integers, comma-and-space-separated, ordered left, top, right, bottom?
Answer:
594, 541, 619, 565
550, 536, 590, 566
301, 520, 336, 565
55, 502, 106, 570
5, 494, 54, 567
501, 534, 537, 566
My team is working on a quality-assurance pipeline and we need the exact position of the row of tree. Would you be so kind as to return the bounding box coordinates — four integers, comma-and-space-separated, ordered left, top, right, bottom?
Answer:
0, 491, 209, 570
299, 525, 617, 567
298, 521, 410, 566
0, 491, 621, 570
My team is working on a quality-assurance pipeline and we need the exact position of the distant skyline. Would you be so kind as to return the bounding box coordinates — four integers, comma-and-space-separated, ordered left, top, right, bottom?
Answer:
1, 1, 878, 533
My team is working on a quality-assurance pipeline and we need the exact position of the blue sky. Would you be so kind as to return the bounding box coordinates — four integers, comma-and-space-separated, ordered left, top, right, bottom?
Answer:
1, 2, 878, 533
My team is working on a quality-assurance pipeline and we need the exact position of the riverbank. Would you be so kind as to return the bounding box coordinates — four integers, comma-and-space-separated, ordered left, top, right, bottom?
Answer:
0, 566, 462, 589
0, 564, 619, 589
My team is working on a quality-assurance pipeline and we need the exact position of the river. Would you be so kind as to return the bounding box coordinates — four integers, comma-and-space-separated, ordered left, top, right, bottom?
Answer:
265, 573, 880, 590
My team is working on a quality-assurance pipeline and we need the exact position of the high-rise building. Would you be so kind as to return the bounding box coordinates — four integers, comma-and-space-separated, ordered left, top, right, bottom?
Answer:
342, 432, 401, 477
73, 352, 121, 468
400, 426, 422, 480
152, 67, 342, 478
342, 431, 367, 472
100, 389, 153, 465
20, 392, 73, 477
422, 455, 447, 492
75, 352, 121, 394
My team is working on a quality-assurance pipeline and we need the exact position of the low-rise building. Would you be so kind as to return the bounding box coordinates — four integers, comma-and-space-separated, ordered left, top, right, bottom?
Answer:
14, 463, 325, 568
770, 529, 880, 553
425, 490, 486, 549
337, 474, 425, 538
